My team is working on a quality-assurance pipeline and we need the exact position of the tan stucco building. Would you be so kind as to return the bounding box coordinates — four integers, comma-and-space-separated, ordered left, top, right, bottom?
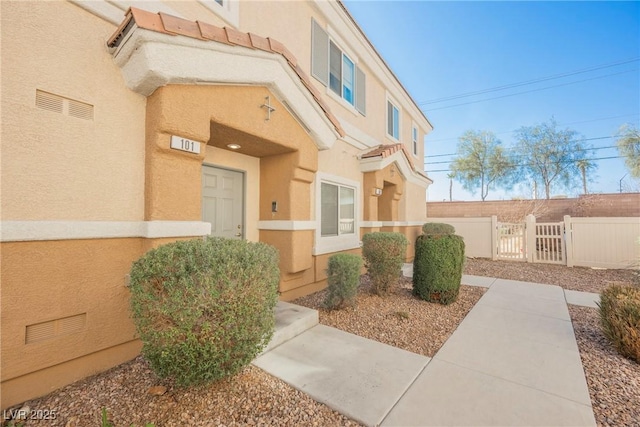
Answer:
0, 0, 433, 408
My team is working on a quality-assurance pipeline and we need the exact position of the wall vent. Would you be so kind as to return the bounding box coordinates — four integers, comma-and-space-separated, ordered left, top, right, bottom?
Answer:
36, 90, 94, 120
25, 313, 87, 344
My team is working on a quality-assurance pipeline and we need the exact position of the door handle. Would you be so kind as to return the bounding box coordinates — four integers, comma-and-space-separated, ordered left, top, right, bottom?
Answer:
235, 224, 242, 237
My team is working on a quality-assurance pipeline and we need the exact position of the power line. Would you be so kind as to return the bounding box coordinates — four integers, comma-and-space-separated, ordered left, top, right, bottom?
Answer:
422, 69, 638, 112
425, 136, 615, 159
418, 57, 639, 105
426, 155, 625, 173
424, 113, 640, 144
425, 144, 619, 165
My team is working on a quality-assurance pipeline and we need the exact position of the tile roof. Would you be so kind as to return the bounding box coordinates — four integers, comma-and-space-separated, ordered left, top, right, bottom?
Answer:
361, 143, 432, 181
361, 143, 415, 169
108, 7, 345, 137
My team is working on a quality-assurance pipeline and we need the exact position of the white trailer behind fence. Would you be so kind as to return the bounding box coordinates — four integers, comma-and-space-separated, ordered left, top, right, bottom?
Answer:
425, 216, 639, 269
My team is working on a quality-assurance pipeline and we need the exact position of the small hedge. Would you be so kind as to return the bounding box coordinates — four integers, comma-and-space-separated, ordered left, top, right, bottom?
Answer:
413, 234, 465, 305
598, 284, 640, 364
324, 253, 363, 309
129, 237, 280, 386
422, 222, 455, 236
362, 232, 408, 295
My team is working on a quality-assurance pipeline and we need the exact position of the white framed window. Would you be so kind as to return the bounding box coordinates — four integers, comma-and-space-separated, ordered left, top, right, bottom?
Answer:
321, 183, 355, 236
387, 99, 400, 140
198, 0, 239, 27
412, 124, 419, 156
314, 173, 361, 255
312, 19, 366, 115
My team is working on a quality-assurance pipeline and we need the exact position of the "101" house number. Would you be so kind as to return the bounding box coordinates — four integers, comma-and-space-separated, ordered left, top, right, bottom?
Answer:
170, 135, 201, 154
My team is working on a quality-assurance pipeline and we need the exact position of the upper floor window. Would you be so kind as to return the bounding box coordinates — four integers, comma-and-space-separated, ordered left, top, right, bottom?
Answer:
214, 0, 223, 5
412, 125, 419, 156
387, 100, 400, 140
312, 19, 366, 115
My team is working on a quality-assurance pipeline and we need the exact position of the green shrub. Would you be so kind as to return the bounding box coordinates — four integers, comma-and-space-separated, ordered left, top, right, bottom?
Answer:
129, 237, 280, 386
413, 234, 465, 305
362, 232, 408, 295
422, 222, 455, 236
324, 253, 363, 309
597, 284, 640, 363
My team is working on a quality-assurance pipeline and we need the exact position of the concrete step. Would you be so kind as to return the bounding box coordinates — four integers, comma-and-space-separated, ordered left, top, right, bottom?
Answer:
261, 301, 319, 354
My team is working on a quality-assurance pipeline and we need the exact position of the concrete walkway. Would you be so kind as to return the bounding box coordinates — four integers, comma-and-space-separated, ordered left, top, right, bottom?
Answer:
253, 275, 598, 426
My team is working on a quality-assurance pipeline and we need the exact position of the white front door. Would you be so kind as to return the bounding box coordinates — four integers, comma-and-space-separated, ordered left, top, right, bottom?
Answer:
202, 165, 244, 239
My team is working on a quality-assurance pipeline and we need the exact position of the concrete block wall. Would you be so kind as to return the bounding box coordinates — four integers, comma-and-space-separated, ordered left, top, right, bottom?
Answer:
427, 193, 640, 222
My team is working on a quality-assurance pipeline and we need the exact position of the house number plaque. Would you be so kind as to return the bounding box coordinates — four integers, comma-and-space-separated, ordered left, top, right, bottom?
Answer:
170, 135, 201, 154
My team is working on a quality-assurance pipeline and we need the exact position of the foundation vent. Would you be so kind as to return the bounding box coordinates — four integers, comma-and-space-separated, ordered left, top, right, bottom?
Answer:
36, 90, 94, 121
25, 313, 87, 344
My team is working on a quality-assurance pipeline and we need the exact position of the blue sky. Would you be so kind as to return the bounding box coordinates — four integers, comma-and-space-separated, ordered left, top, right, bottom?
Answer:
342, 0, 640, 201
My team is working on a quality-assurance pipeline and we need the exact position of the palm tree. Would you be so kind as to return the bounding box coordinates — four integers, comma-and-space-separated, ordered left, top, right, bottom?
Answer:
577, 159, 591, 195
447, 172, 455, 201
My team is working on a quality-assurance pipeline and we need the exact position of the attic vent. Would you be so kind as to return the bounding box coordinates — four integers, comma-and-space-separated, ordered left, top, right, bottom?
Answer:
25, 313, 87, 344
36, 90, 94, 121
282, 101, 311, 134
35, 90, 63, 114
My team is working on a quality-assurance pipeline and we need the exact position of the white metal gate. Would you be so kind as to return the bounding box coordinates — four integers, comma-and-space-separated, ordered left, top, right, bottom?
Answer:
497, 222, 526, 261
533, 222, 565, 264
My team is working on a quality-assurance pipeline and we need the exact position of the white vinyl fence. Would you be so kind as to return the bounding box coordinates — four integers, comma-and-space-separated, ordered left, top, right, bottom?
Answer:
425, 215, 639, 269
425, 217, 496, 258
566, 217, 640, 269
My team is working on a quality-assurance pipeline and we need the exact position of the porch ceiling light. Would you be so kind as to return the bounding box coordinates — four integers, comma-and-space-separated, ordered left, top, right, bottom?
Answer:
227, 144, 241, 150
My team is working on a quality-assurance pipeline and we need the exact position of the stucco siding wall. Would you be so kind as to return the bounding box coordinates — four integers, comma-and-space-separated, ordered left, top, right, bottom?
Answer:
0, 238, 145, 408
1, 1, 145, 221
238, 0, 430, 162
401, 182, 428, 221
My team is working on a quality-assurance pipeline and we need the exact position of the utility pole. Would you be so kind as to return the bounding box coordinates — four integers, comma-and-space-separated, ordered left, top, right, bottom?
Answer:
619, 173, 628, 193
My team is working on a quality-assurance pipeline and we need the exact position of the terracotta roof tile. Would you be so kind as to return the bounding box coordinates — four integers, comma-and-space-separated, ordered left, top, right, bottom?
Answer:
159, 12, 204, 39
109, 8, 343, 138
268, 38, 297, 67
129, 7, 172, 35
248, 33, 272, 52
197, 21, 231, 44
224, 27, 253, 48
362, 143, 416, 171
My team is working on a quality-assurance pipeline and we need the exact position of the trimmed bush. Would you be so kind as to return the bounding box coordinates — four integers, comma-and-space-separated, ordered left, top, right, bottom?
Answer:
362, 232, 408, 295
597, 284, 640, 363
413, 234, 465, 305
129, 237, 280, 386
324, 253, 363, 309
422, 222, 456, 236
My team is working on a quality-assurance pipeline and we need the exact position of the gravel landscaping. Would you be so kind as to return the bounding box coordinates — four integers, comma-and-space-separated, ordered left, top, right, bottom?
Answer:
7, 258, 639, 427
570, 305, 640, 427
292, 275, 485, 358
464, 257, 637, 293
